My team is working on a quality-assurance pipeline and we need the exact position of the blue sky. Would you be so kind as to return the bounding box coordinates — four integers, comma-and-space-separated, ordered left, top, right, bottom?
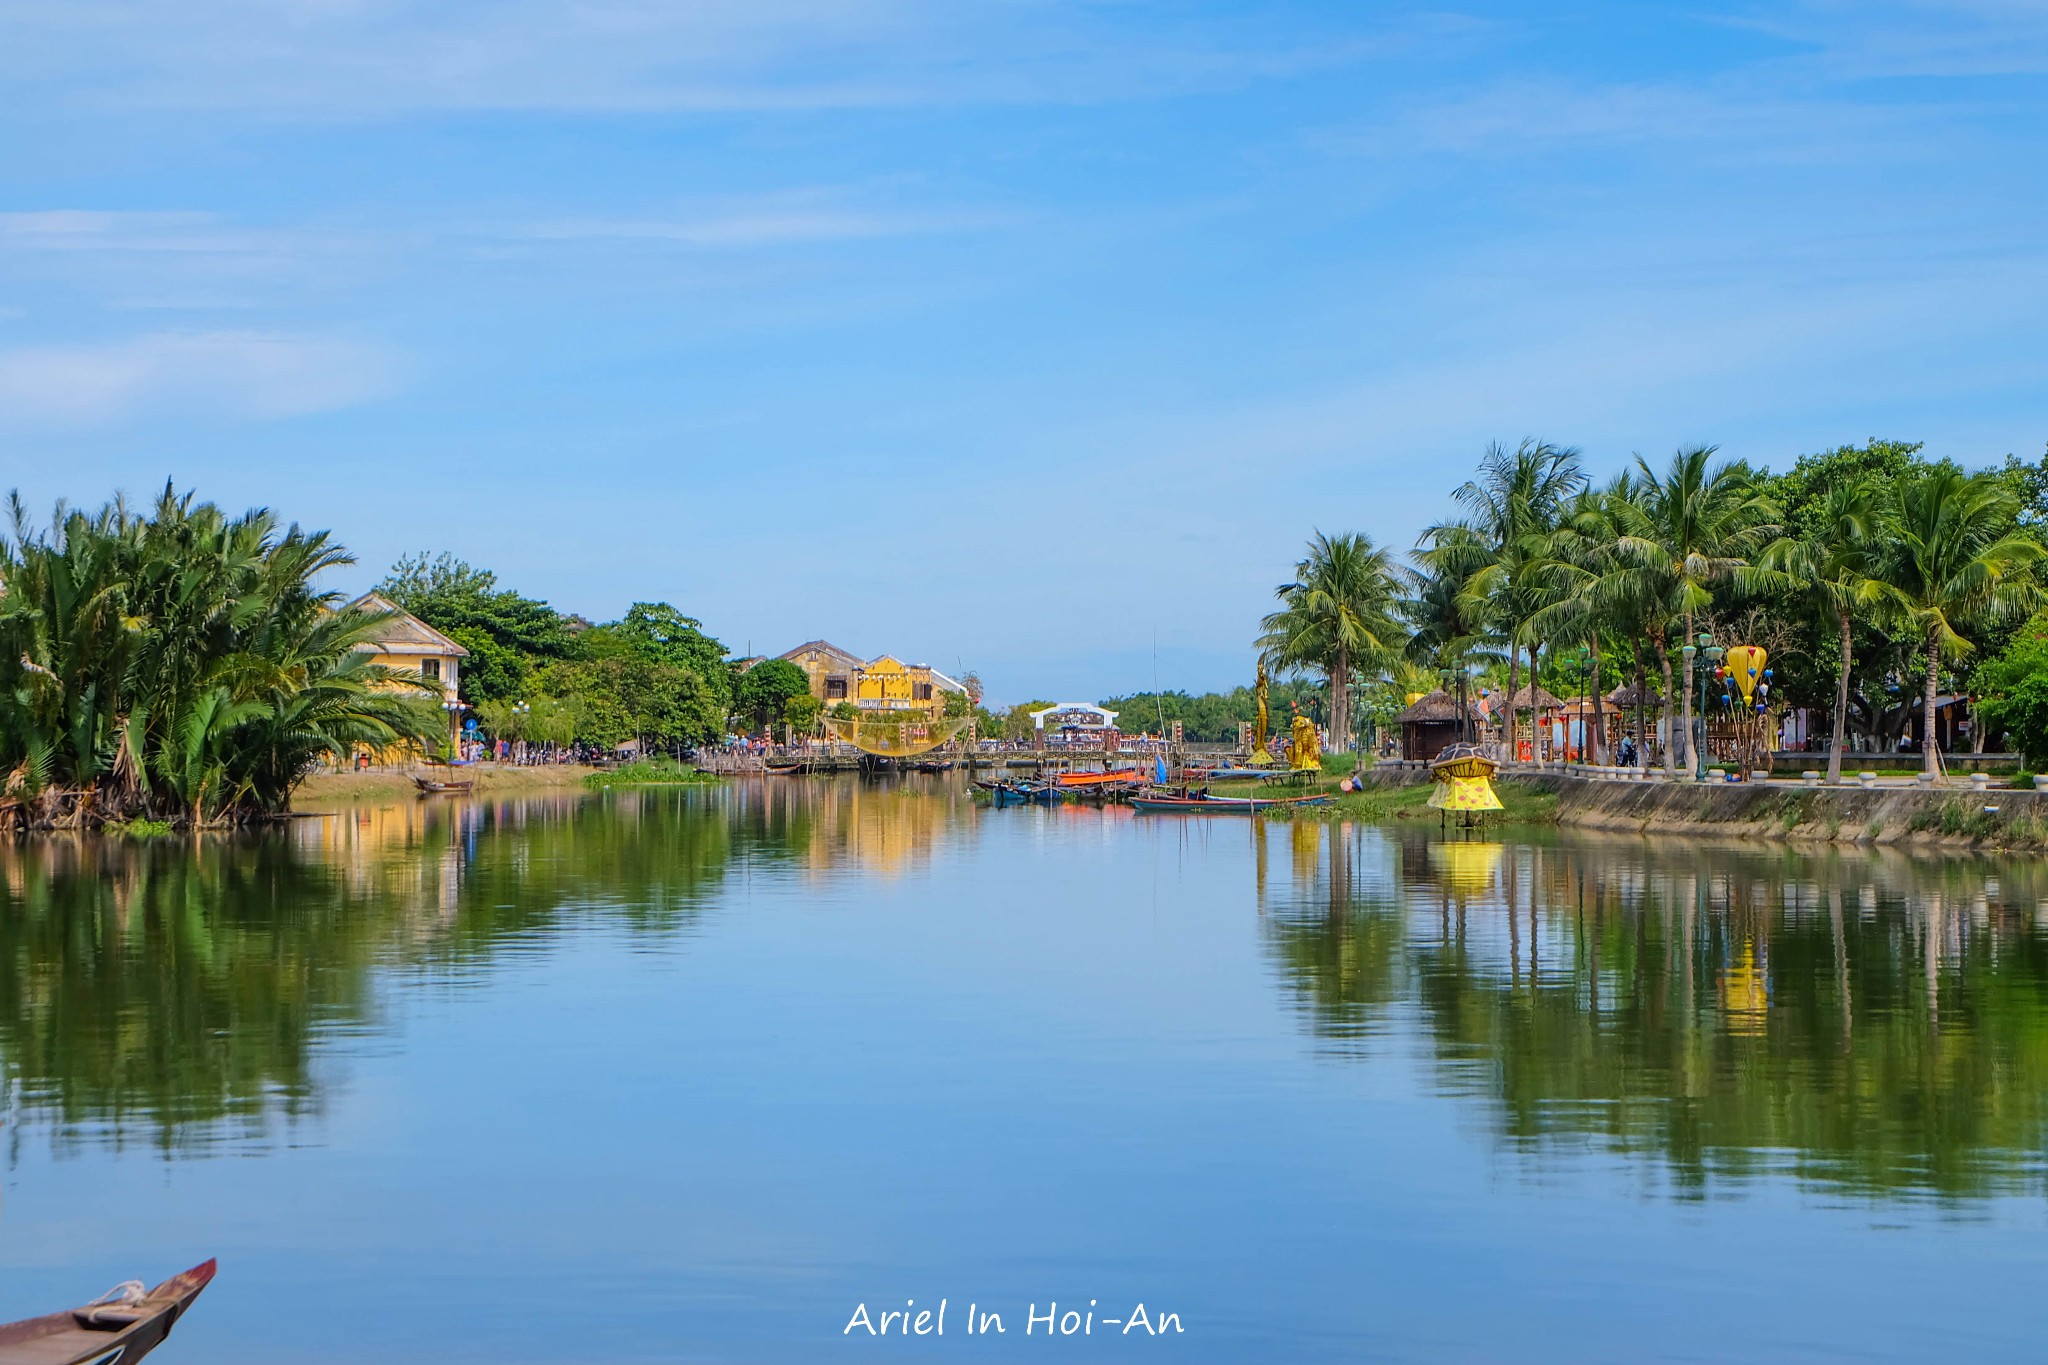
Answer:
3, 1, 2045, 704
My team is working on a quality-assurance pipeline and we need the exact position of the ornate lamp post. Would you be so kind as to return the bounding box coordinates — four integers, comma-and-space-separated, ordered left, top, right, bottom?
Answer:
1681, 632, 1724, 781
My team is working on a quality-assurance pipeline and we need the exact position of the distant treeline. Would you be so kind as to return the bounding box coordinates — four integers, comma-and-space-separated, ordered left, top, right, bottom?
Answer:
1097, 682, 1325, 743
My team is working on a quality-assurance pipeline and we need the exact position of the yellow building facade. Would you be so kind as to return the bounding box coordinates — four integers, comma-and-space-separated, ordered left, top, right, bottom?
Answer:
777, 640, 966, 717
350, 592, 468, 743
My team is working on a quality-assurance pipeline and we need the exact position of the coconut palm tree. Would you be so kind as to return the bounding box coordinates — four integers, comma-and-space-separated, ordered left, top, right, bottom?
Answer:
1759, 482, 1890, 783
0, 486, 441, 827
1610, 446, 1779, 776
1878, 468, 2044, 776
1524, 481, 1642, 764
1258, 531, 1407, 754
1428, 439, 1585, 760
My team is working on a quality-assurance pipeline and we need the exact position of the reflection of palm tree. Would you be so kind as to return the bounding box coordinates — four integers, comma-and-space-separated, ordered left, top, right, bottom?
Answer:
1267, 831, 2048, 1200
0, 788, 824, 1153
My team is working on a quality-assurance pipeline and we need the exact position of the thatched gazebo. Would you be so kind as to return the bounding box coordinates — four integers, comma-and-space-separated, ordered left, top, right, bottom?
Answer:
1606, 682, 1663, 710
1506, 684, 1566, 713
1396, 689, 1480, 762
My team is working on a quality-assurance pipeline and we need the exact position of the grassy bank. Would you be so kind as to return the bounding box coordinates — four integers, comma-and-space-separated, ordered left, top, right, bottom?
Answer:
1203, 771, 1560, 825
295, 763, 602, 807
583, 758, 723, 789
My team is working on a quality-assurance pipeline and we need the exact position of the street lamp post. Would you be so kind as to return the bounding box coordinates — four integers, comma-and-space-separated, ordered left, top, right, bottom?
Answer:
1683, 632, 1724, 781
1577, 646, 1593, 766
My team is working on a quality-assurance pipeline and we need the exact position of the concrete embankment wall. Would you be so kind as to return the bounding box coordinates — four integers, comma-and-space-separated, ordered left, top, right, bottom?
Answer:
1364, 762, 2048, 848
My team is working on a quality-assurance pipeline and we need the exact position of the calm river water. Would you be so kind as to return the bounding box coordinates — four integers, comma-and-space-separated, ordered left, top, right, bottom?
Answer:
4, 778, 2048, 1362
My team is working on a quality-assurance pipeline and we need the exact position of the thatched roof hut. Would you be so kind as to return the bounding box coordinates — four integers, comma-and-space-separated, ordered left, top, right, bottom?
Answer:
1397, 689, 1480, 762
1606, 681, 1664, 709
1395, 689, 1478, 724
1505, 684, 1566, 712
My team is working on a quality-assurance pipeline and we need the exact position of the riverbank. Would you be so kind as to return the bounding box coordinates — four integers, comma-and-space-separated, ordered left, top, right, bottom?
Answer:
1205, 771, 1564, 825
294, 764, 601, 807
1349, 763, 2048, 851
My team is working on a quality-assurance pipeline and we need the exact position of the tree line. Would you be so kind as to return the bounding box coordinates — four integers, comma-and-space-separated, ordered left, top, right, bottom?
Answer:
1260, 438, 2048, 777
378, 552, 997, 752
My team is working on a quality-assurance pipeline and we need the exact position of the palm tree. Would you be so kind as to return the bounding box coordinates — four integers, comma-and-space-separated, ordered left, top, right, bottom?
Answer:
1401, 544, 1494, 744
1610, 446, 1779, 776
1259, 531, 1406, 754
1759, 482, 1889, 783
1878, 468, 2044, 776
1429, 439, 1585, 760
1524, 481, 1640, 764
0, 485, 441, 826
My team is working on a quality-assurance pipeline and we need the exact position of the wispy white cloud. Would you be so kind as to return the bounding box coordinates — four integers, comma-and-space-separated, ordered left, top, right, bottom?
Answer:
1728, 0, 2048, 78
0, 332, 397, 427
0, 1, 1470, 114
1319, 75, 1949, 165
519, 192, 1017, 248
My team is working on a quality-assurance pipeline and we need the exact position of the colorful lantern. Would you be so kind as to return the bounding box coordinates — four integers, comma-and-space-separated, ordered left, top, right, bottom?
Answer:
1724, 644, 1768, 705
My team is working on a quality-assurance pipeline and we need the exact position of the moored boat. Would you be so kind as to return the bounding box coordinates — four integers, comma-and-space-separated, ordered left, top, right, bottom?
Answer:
0, 1260, 216, 1365
412, 776, 475, 794
1054, 768, 1138, 788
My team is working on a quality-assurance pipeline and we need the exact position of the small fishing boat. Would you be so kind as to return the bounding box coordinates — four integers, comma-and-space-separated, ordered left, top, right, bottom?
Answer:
765, 761, 806, 775
0, 1259, 216, 1365
913, 760, 955, 774
412, 776, 475, 795
1054, 768, 1138, 788
1130, 791, 1329, 813
989, 780, 1064, 806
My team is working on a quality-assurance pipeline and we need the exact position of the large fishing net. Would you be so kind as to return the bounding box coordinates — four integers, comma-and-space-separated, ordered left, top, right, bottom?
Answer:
821, 715, 972, 758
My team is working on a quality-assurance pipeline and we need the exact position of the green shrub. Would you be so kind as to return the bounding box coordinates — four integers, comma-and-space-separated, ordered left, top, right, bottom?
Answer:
103, 817, 174, 838
583, 758, 721, 789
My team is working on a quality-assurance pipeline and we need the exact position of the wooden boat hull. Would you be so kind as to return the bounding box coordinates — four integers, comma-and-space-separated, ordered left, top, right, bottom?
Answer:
1054, 769, 1138, 788
413, 777, 475, 794
0, 1259, 216, 1365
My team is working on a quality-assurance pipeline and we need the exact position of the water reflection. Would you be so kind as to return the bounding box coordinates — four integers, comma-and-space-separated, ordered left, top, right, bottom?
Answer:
0, 780, 985, 1158
11, 779, 2048, 1209
1264, 823, 2048, 1201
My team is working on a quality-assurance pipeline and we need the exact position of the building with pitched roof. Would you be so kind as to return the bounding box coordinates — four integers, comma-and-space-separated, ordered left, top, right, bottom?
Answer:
777, 640, 966, 718
350, 591, 469, 742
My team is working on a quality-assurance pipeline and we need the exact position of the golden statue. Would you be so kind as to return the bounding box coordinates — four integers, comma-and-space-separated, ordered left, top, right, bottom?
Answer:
1251, 662, 1274, 764
1290, 708, 1321, 771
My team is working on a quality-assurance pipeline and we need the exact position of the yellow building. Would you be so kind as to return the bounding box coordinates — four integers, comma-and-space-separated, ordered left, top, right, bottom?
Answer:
777, 640, 966, 717
350, 592, 468, 742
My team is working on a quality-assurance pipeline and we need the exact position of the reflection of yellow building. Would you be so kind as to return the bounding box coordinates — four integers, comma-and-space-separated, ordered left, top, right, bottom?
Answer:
350, 592, 468, 744
777, 640, 966, 717
1721, 940, 1769, 1036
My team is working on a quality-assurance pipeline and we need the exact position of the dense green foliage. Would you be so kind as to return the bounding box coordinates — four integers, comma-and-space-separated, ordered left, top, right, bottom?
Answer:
732, 658, 811, 735
1975, 615, 2048, 767
1288, 437, 2048, 774
378, 552, 733, 752
1099, 681, 1326, 742
0, 488, 442, 828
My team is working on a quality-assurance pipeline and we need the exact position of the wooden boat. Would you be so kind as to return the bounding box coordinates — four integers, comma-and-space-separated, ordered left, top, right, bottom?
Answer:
1054, 768, 1137, 788
764, 761, 806, 775
0, 1259, 216, 1365
990, 780, 1064, 806
412, 776, 475, 794
913, 760, 955, 773
1130, 791, 1330, 813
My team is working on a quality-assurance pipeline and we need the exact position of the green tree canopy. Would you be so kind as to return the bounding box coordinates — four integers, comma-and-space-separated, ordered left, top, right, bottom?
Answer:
732, 659, 811, 735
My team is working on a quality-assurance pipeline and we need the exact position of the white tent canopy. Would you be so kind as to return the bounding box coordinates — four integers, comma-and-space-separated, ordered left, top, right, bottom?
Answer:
1030, 703, 1119, 732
